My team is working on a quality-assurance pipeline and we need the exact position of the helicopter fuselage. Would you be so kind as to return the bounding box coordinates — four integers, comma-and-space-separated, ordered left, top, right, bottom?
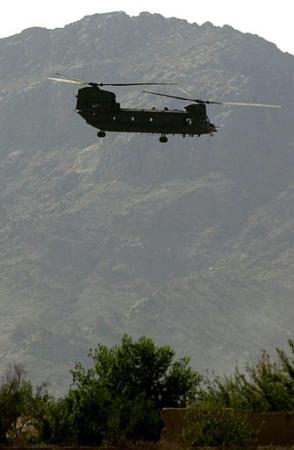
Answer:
76, 86, 217, 142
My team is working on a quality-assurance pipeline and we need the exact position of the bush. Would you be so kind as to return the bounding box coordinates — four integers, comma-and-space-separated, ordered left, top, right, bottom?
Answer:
182, 400, 255, 448
199, 339, 294, 411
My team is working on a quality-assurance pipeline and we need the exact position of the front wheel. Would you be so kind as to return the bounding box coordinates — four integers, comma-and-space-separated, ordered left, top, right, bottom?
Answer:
159, 135, 168, 143
97, 131, 106, 138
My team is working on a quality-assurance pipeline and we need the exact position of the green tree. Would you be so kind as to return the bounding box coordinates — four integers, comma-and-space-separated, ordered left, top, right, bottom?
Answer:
200, 339, 294, 411
0, 364, 48, 445
34, 395, 75, 445
70, 335, 201, 444
105, 393, 161, 445
68, 383, 111, 445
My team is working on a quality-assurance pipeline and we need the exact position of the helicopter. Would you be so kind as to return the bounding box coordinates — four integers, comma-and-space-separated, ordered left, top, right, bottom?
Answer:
48, 74, 281, 143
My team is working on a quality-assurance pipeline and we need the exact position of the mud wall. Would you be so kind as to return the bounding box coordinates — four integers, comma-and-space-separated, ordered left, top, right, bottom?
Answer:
161, 408, 294, 446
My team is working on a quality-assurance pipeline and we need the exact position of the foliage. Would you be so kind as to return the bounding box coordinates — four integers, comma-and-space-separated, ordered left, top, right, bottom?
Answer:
70, 334, 201, 444
0, 364, 48, 445
67, 383, 111, 445
199, 339, 294, 411
105, 393, 162, 445
33, 395, 75, 444
1, 338, 294, 447
72, 335, 201, 408
182, 400, 255, 448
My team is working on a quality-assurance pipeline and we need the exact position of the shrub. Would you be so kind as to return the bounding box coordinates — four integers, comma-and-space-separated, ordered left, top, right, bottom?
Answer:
182, 400, 255, 448
199, 339, 294, 412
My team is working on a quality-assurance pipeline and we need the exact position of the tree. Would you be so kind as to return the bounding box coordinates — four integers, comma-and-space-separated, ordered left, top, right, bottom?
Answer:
199, 339, 294, 411
67, 383, 111, 445
34, 395, 75, 445
70, 335, 201, 444
0, 364, 48, 445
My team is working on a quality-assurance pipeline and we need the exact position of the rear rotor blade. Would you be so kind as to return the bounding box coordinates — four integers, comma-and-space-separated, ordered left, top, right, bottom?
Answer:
143, 90, 281, 108
222, 101, 281, 108
143, 90, 198, 101
142, 90, 221, 104
99, 82, 178, 87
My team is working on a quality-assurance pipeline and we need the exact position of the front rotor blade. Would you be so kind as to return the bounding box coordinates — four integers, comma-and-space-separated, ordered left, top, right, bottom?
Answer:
49, 73, 178, 88
48, 77, 89, 85
55, 73, 88, 83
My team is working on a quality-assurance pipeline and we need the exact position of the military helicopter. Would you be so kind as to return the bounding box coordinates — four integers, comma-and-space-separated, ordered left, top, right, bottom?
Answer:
48, 74, 281, 143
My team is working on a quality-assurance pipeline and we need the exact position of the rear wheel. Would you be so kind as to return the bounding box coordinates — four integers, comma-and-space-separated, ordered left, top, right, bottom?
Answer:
97, 131, 106, 138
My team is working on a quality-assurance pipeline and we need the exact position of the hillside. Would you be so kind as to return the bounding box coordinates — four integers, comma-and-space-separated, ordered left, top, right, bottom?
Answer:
0, 12, 293, 392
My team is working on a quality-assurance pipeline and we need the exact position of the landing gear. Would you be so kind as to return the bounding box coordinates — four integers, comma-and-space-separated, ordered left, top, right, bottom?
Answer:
159, 134, 168, 143
97, 130, 106, 138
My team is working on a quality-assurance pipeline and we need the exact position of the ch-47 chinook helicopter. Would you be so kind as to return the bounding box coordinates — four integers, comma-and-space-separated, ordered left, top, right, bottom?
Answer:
48, 74, 281, 143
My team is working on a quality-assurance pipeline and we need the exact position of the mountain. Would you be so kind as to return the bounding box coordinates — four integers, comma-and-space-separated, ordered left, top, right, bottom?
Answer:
0, 12, 293, 393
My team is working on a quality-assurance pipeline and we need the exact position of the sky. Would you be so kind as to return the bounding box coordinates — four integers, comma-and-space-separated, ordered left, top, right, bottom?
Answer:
1, 0, 294, 55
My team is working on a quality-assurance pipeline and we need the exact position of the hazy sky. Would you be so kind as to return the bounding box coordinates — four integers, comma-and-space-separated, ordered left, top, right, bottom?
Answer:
1, 0, 294, 55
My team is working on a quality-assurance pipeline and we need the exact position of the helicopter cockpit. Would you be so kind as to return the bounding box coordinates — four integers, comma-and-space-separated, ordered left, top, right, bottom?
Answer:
76, 86, 119, 113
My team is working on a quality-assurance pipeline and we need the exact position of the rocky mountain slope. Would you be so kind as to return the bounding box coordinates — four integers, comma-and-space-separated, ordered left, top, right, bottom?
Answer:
0, 12, 293, 392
